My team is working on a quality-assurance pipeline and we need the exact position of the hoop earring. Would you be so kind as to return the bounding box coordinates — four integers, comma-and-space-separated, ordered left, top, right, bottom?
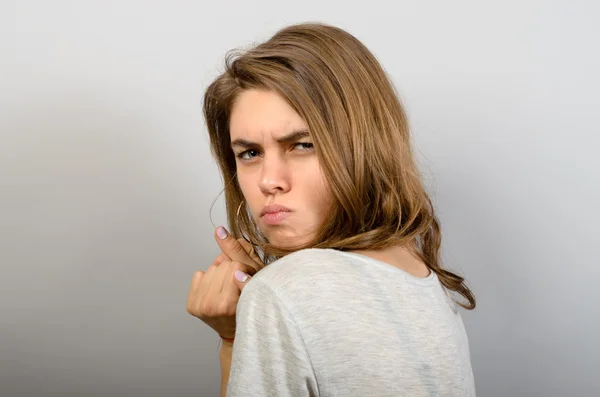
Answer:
236, 200, 245, 226
235, 200, 264, 251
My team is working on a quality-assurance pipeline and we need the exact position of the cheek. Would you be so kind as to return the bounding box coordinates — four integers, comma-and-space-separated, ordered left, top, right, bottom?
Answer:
237, 176, 258, 215
307, 172, 334, 213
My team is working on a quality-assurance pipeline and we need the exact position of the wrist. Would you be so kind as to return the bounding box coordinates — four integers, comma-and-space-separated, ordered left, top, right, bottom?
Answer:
221, 339, 234, 350
220, 333, 235, 344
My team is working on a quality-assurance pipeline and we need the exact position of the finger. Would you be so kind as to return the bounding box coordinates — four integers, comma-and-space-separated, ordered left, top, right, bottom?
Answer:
233, 268, 251, 293
237, 238, 262, 268
214, 226, 260, 273
189, 270, 204, 296
221, 260, 242, 297
212, 258, 235, 295
213, 252, 230, 267
204, 263, 224, 296
221, 260, 256, 296
187, 270, 204, 314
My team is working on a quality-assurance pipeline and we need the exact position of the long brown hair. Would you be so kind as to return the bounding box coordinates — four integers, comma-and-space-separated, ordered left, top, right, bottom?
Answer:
203, 22, 476, 310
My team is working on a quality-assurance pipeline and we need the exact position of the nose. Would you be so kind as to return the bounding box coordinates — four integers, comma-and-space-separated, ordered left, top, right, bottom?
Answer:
258, 152, 290, 196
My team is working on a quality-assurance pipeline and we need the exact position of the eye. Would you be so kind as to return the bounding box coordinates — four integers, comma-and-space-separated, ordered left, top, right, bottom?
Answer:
294, 142, 314, 151
235, 143, 314, 162
236, 149, 260, 160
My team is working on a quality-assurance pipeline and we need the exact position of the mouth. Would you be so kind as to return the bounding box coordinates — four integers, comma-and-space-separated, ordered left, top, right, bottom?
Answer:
260, 204, 292, 217
261, 210, 292, 225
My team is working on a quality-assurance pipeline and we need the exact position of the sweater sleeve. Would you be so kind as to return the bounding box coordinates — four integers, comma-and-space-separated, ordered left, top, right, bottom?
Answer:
226, 278, 319, 397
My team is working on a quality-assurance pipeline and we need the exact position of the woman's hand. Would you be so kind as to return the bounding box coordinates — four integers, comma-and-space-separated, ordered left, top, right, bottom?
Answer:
186, 226, 265, 340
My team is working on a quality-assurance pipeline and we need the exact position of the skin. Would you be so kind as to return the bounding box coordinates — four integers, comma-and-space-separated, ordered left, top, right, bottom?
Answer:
228, 89, 334, 249
186, 228, 261, 397
188, 88, 430, 396
228, 88, 430, 277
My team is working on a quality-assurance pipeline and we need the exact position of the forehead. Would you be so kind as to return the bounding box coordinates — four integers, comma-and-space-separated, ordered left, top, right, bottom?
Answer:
229, 89, 308, 140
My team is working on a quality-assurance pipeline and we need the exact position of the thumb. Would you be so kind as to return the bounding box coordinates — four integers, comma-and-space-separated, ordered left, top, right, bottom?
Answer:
233, 269, 251, 292
215, 226, 260, 273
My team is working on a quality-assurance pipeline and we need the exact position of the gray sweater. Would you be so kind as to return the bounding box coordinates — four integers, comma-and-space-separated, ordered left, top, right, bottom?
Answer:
227, 248, 476, 396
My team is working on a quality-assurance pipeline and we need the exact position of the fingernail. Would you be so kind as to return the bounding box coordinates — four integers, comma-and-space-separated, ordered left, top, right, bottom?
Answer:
235, 270, 249, 283
217, 226, 228, 240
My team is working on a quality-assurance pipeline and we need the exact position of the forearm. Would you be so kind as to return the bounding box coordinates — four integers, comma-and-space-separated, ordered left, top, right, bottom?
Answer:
219, 341, 234, 397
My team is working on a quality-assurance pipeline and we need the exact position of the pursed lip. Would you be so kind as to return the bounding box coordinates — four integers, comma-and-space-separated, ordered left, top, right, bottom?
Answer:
260, 204, 292, 217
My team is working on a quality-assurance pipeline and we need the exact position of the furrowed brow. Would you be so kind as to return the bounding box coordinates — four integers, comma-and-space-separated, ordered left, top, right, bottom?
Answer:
230, 130, 310, 149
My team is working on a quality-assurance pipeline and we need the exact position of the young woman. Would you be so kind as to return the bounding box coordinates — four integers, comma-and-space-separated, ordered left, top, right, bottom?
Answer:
187, 22, 476, 397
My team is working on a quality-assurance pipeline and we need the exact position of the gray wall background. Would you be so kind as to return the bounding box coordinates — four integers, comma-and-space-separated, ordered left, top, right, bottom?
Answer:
1, 1, 598, 396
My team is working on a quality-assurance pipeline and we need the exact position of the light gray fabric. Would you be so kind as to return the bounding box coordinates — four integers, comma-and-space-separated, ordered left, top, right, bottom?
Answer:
227, 248, 476, 397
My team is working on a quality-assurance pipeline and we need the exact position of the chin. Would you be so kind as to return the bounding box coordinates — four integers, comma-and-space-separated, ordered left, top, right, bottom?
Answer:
264, 231, 315, 251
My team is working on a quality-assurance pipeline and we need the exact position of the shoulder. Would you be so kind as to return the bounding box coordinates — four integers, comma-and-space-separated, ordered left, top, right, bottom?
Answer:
235, 250, 330, 320
250, 248, 344, 288
239, 248, 359, 308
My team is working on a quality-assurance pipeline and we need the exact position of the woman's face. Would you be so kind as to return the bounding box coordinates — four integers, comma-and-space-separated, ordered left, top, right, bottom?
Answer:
229, 89, 334, 249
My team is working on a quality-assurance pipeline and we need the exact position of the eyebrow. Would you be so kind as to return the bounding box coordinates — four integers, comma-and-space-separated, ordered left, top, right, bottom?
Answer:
230, 130, 311, 149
